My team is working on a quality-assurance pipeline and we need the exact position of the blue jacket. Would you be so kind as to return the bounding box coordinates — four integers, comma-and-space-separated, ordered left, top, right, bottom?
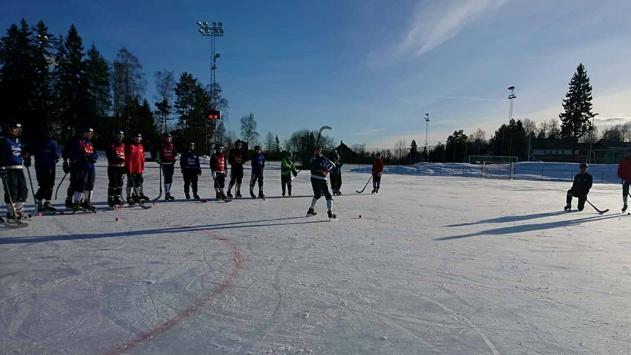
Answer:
0, 134, 23, 168
251, 153, 265, 174
70, 138, 98, 169
180, 150, 201, 171
29, 138, 59, 170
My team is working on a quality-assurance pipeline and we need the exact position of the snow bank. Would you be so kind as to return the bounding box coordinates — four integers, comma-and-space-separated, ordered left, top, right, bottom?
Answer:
351, 161, 621, 184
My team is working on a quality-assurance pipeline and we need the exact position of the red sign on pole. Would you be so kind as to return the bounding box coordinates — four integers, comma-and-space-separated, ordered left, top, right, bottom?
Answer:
207, 110, 220, 120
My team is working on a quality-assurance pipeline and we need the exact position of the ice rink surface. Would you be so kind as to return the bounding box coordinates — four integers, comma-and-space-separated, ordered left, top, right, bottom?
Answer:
1, 161, 630, 354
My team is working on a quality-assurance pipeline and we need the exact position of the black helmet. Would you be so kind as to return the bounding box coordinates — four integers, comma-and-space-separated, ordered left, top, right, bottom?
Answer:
580, 163, 588, 169
214, 143, 224, 151
163, 132, 172, 138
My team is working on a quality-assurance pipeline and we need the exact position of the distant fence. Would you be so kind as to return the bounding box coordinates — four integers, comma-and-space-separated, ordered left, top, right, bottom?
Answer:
350, 162, 622, 185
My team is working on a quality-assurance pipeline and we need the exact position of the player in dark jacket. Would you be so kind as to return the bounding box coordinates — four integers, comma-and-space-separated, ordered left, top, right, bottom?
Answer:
564, 163, 593, 212
26, 127, 59, 213
105, 130, 126, 207
69, 127, 98, 211
158, 132, 177, 200
62, 132, 81, 208
372, 153, 384, 193
250, 145, 266, 198
210, 144, 229, 201
180, 142, 201, 200
280, 151, 298, 197
227, 140, 247, 198
0, 121, 29, 221
617, 155, 631, 212
306, 146, 336, 218
330, 150, 343, 196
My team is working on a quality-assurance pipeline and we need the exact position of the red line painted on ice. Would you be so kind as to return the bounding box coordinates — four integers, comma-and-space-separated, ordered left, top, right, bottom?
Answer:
104, 234, 245, 355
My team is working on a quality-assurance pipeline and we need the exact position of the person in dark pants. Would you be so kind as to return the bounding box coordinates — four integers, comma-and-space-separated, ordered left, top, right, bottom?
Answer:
158, 132, 176, 200
249, 145, 266, 198
280, 151, 298, 197
126, 132, 148, 204
565, 163, 593, 212
26, 126, 59, 213
69, 127, 98, 212
330, 150, 343, 196
306, 146, 336, 219
227, 140, 247, 198
62, 131, 80, 208
210, 144, 229, 201
372, 153, 384, 193
180, 142, 201, 200
106, 130, 126, 207
0, 121, 29, 221
617, 154, 631, 212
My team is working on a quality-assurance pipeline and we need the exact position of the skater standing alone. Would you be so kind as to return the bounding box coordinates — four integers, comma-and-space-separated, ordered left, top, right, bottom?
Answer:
617, 154, 631, 212
372, 152, 384, 194
0, 121, 29, 222
564, 163, 592, 212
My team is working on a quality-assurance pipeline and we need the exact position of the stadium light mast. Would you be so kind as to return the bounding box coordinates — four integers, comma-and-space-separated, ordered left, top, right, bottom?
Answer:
507, 86, 516, 120
502, 86, 517, 155
424, 113, 430, 154
197, 20, 224, 153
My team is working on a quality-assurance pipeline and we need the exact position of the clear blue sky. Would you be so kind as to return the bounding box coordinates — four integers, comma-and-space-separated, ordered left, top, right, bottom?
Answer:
3, 0, 631, 148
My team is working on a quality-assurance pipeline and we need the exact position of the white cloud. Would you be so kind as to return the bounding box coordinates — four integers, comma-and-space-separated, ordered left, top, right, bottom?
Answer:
398, 0, 511, 57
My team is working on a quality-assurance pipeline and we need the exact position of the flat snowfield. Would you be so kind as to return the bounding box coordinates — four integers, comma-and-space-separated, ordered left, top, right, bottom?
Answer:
1, 162, 630, 354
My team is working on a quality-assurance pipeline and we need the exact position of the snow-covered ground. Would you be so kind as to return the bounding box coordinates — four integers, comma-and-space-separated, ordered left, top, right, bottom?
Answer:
1, 161, 630, 354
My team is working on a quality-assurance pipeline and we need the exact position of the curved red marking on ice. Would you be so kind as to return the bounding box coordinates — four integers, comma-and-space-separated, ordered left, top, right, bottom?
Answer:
104, 234, 245, 355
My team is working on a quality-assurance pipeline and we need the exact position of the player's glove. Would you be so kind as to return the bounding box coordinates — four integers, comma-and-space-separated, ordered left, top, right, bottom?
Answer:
62, 161, 70, 173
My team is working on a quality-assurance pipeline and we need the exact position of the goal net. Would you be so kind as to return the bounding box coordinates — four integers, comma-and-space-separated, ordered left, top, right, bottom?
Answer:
466, 156, 518, 180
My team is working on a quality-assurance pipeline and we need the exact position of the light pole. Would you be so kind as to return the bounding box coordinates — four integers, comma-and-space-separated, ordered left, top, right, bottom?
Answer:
507, 86, 516, 120
197, 20, 224, 154
424, 113, 430, 155
502, 86, 516, 155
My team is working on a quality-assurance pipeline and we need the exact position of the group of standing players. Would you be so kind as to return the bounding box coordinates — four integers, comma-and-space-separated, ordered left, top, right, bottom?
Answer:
1, 120, 387, 225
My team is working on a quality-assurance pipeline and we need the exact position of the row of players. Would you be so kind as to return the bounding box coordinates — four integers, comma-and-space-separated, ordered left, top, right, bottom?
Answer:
1, 121, 386, 222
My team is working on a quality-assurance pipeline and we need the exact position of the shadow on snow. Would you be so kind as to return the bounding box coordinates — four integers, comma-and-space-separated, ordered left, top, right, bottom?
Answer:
0, 216, 329, 245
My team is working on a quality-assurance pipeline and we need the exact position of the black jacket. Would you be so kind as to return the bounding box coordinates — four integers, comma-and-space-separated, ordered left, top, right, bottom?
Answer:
571, 172, 593, 196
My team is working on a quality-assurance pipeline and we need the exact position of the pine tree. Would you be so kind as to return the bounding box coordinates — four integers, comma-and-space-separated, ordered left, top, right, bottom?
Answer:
174, 72, 209, 152
0, 20, 35, 133
85, 44, 111, 120
30, 21, 54, 130
54, 24, 90, 133
560, 63, 597, 140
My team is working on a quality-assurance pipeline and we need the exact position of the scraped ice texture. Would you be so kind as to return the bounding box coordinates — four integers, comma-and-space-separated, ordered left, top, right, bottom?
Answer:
1, 160, 630, 354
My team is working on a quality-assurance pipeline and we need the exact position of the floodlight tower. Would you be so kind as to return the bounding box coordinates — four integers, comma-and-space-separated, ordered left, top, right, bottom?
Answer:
507, 86, 516, 120
197, 20, 224, 153
424, 113, 430, 154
